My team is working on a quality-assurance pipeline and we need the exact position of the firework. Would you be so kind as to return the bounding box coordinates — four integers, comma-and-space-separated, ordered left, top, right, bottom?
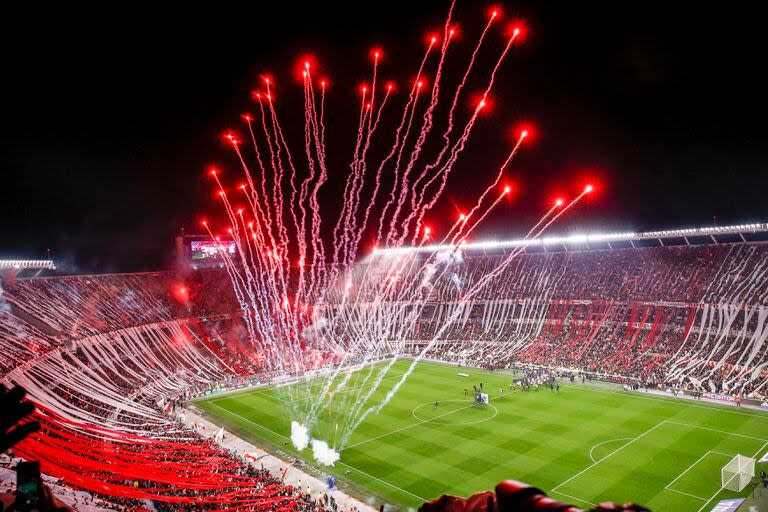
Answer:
202, 2, 592, 463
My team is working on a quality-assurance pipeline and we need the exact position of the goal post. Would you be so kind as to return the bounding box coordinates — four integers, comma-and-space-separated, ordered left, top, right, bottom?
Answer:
721, 454, 755, 492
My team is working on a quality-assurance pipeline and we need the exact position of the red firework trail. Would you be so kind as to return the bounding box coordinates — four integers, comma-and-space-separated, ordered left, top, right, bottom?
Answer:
199, 4, 597, 454
451, 129, 527, 244
373, 39, 438, 246
399, 27, 524, 246
408, 10, 498, 217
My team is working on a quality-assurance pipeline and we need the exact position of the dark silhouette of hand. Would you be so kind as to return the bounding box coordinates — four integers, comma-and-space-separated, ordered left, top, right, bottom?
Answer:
0, 385, 39, 453
419, 480, 650, 512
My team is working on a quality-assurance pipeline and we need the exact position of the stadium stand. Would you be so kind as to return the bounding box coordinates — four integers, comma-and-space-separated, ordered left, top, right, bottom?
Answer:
370, 242, 768, 398
0, 272, 336, 511
1, 238, 766, 510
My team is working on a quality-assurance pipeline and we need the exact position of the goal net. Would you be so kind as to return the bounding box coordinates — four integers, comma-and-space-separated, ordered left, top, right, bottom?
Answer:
721, 454, 755, 492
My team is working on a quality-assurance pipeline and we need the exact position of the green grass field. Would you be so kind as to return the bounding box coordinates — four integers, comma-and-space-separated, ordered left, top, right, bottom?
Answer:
194, 361, 768, 511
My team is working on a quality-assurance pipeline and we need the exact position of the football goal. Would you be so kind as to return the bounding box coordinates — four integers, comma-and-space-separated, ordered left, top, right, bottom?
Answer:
721, 454, 755, 492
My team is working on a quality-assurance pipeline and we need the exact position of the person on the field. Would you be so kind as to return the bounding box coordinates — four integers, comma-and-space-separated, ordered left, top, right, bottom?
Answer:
464, 388, 468, 397
556, 383, 560, 392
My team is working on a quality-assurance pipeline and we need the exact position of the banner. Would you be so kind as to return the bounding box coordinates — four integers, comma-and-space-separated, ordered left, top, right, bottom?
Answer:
709, 498, 744, 512
703, 392, 736, 403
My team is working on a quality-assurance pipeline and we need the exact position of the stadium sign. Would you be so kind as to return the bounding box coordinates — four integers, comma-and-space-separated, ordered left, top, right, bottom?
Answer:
709, 498, 744, 512
703, 392, 736, 403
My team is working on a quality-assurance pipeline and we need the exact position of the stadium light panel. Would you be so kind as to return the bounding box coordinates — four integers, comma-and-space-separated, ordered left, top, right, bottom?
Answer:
0, 259, 56, 270
375, 222, 768, 256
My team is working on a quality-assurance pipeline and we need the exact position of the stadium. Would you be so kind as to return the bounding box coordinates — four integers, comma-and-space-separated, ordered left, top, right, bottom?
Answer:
2, 3, 767, 512
2, 223, 768, 512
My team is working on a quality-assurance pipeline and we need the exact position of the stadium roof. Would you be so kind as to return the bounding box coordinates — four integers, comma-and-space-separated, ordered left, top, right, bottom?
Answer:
377, 222, 768, 255
0, 259, 56, 270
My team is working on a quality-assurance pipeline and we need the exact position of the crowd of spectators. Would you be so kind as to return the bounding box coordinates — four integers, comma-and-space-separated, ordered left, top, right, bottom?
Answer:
3, 318, 354, 511
2, 399, 342, 512
0, 270, 241, 379
406, 301, 766, 398
364, 242, 768, 304
1, 241, 766, 509
372, 242, 768, 397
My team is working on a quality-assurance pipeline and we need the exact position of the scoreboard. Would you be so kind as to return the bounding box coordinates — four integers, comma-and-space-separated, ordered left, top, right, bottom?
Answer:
190, 240, 236, 261
175, 235, 237, 270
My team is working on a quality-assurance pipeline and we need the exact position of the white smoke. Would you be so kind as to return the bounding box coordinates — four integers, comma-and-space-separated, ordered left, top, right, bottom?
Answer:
311, 439, 340, 466
424, 248, 464, 287
290, 421, 310, 451
421, 263, 437, 287
302, 316, 329, 343
435, 248, 462, 264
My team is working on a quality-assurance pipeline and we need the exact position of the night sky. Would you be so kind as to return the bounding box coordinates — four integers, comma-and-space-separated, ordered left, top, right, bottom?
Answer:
1, 2, 765, 273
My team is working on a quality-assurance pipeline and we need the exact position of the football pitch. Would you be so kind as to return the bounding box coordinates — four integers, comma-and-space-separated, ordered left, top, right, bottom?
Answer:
194, 361, 768, 511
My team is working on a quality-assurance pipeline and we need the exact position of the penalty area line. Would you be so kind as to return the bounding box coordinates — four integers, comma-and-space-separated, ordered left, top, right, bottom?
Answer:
551, 420, 666, 493
694, 438, 768, 512
663, 450, 730, 501
664, 488, 707, 501
549, 490, 596, 507
664, 419, 768, 442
